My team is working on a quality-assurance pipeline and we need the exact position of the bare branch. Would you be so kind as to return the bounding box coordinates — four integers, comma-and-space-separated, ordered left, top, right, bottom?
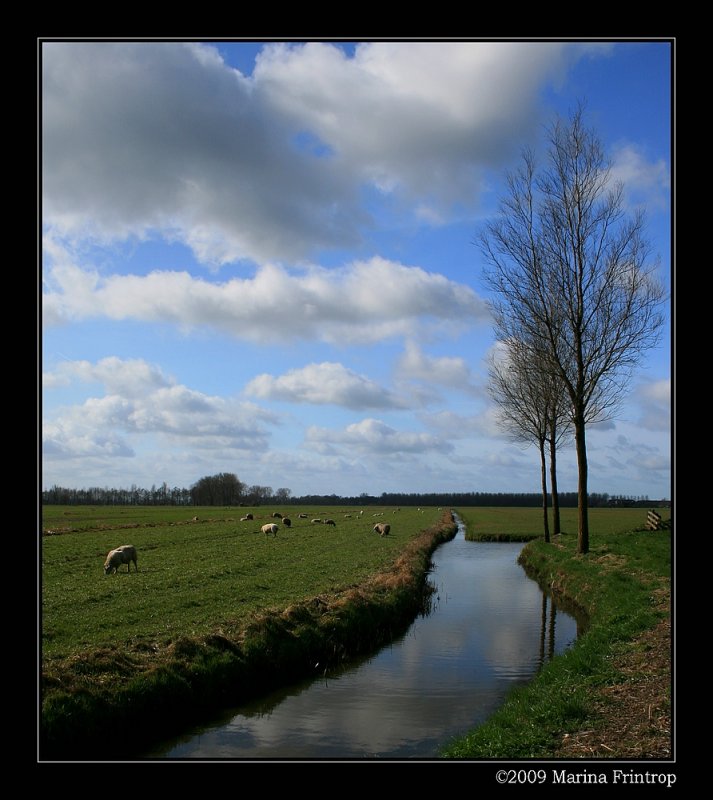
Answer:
479, 105, 667, 553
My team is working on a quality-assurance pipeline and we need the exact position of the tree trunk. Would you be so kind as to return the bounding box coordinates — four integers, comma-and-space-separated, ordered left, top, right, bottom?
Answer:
574, 410, 589, 554
539, 439, 550, 543
548, 433, 561, 536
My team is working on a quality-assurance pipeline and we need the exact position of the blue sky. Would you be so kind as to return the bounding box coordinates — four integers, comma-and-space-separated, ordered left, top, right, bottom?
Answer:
41, 40, 672, 499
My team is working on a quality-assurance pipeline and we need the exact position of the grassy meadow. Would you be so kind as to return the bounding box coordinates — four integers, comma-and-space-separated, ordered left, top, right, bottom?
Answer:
40, 504, 454, 758
456, 506, 669, 541
42, 505, 443, 661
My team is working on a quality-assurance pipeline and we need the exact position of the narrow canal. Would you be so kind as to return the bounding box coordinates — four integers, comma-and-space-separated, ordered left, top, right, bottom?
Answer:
152, 517, 580, 759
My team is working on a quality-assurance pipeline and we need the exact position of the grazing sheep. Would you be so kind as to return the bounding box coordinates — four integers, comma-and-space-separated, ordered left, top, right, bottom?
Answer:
272, 512, 283, 519
298, 513, 308, 519
244, 513, 254, 520
323, 519, 336, 526
373, 523, 390, 537
104, 545, 138, 574
240, 516, 251, 522
282, 517, 291, 527
261, 523, 279, 537
311, 518, 322, 524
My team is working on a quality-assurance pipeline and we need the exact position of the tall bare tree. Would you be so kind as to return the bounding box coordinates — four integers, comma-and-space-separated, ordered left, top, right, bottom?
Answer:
488, 336, 571, 542
481, 106, 666, 554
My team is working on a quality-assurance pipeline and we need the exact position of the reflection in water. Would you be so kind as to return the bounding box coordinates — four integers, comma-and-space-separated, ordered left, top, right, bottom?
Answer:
539, 592, 547, 667
152, 521, 580, 759
549, 592, 557, 663
537, 593, 561, 669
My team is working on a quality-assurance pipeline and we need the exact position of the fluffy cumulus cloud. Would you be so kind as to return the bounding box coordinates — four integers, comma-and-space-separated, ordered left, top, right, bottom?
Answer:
42, 42, 362, 264
42, 356, 173, 397
245, 362, 409, 409
43, 256, 488, 344
42, 41, 605, 266
255, 41, 599, 208
396, 340, 480, 393
305, 418, 451, 456
42, 357, 278, 460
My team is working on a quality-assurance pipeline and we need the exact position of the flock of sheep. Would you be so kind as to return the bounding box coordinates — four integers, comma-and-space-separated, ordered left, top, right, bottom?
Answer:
103, 511, 393, 573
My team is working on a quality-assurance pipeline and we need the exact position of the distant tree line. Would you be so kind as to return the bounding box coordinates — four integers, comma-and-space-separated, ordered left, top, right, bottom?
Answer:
41, 478, 667, 509
41, 476, 293, 507
42, 483, 194, 507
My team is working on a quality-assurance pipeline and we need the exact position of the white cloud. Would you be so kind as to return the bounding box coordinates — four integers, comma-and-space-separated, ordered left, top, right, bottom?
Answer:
608, 435, 671, 475
635, 379, 671, 431
244, 362, 408, 410
42, 256, 488, 344
43, 421, 135, 459
42, 41, 605, 265
43, 357, 173, 398
42, 42, 362, 265
610, 143, 670, 210
396, 340, 480, 394
420, 408, 502, 439
42, 357, 278, 460
255, 41, 598, 209
305, 418, 451, 456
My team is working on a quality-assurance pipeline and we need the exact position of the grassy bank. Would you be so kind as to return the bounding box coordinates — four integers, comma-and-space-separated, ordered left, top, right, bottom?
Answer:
441, 518, 671, 759
40, 506, 456, 759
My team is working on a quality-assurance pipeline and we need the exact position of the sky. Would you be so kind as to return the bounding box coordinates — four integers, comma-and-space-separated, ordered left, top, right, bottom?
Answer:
40, 39, 673, 500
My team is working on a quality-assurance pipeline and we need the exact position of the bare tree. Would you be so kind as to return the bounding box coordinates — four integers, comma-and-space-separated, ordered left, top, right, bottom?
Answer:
481, 106, 666, 554
488, 337, 571, 542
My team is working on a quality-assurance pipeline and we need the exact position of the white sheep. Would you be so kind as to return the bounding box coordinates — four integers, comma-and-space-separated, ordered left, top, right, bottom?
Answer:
261, 523, 279, 537
104, 545, 138, 574
373, 523, 390, 537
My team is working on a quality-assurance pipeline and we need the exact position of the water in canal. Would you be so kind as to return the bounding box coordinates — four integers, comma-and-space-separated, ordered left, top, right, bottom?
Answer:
152, 519, 580, 759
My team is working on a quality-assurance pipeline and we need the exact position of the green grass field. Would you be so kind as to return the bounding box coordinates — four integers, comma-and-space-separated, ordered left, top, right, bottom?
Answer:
42, 505, 442, 661
455, 506, 670, 540
42, 505, 668, 661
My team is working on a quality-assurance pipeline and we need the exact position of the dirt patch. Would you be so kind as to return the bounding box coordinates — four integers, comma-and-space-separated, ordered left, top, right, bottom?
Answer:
593, 552, 628, 571
554, 613, 671, 759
